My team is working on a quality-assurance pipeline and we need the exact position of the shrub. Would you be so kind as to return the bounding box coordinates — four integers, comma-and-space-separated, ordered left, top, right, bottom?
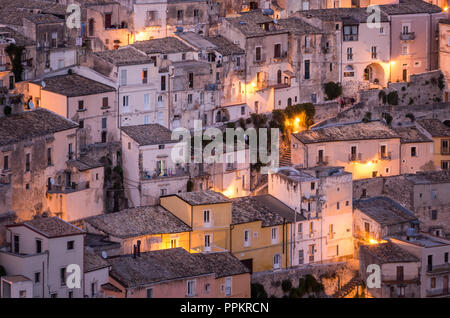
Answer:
323, 81, 342, 100
378, 90, 387, 104
438, 74, 445, 91
281, 280, 293, 293
3, 105, 12, 116
362, 112, 372, 123
387, 91, 398, 105
406, 113, 415, 122
251, 283, 268, 298
382, 112, 393, 125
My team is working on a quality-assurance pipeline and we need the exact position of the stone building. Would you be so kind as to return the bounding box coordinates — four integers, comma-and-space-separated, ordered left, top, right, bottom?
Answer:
417, 119, 450, 171
438, 19, 450, 102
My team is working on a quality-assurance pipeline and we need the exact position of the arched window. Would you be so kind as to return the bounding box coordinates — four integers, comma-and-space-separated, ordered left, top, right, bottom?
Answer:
287, 97, 292, 107
344, 65, 354, 77
277, 70, 282, 84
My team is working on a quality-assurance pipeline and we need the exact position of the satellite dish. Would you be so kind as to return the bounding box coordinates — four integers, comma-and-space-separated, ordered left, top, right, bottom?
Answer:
50, 178, 55, 185
28, 101, 35, 109
101, 251, 107, 259
41, 81, 46, 88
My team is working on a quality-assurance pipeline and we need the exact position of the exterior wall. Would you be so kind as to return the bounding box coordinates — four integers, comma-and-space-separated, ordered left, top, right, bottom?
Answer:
214, 273, 251, 298
160, 195, 192, 226
133, 0, 168, 39
439, 21, 450, 101
430, 136, 450, 170
400, 142, 434, 174
0, 278, 33, 298
121, 132, 141, 207
291, 138, 401, 179
84, 267, 109, 298
231, 221, 290, 272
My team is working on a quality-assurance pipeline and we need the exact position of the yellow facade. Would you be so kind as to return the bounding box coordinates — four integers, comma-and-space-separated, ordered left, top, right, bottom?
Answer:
431, 136, 450, 170
160, 196, 231, 253
231, 221, 291, 272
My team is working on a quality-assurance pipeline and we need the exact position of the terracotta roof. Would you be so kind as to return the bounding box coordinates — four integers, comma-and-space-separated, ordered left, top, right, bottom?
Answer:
380, 0, 442, 15
404, 171, 450, 184
0, 27, 35, 46
35, 74, 115, 97
84, 249, 110, 273
225, 10, 289, 38
276, 17, 323, 35
120, 124, 175, 146
417, 119, 450, 137
298, 7, 389, 23
0, 108, 78, 147
294, 121, 399, 144
354, 196, 417, 226
8, 217, 85, 238
392, 126, 432, 143
232, 194, 300, 227
94, 46, 153, 66
24, 13, 64, 24
174, 190, 231, 206
84, 206, 191, 239
204, 35, 245, 56
67, 157, 104, 171
107, 248, 247, 288
360, 242, 419, 263
132, 37, 194, 55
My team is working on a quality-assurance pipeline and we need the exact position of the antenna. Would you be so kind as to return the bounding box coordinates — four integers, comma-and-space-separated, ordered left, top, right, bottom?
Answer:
50, 178, 55, 185
101, 251, 107, 259
28, 101, 35, 109
41, 81, 46, 88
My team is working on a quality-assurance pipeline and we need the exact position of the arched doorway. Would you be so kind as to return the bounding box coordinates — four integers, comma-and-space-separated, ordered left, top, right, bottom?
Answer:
363, 63, 385, 86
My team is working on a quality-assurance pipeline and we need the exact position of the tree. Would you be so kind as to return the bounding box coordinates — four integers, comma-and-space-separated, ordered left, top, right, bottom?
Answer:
324, 81, 342, 100
5, 44, 25, 82
387, 91, 398, 105
251, 283, 268, 298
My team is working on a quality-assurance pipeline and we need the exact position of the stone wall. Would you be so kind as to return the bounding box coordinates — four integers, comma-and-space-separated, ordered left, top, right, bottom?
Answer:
251, 261, 358, 298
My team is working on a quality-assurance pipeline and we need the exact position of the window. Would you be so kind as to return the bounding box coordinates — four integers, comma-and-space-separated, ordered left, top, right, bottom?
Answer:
13, 235, 19, 253
225, 277, 232, 296
68, 143, 73, 160
380, 145, 387, 158
158, 144, 165, 150
194, 9, 199, 18
142, 68, 148, 84
274, 43, 281, 58
442, 140, 449, 154
120, 69, 127, 86
36, 239, 42, 253
371, 46, 377, 59
401, 45, 409, 55
304, 60, 310, 79
298, 223, 303, 236
364, 222, 370, 234
68, 291, 73, 298
309, 222, 314, 237
397, 286, 405, 297
25, 153, 30, 172
431, 210, 438, 220
244, 230, 250, 247
188, 94, 193, 104
67, 240, 74, 250
203, 210, 211, 225
188, 73, 194, 88
442, 161, 450, 170
255, 47, 261, 61
3, 155, 8, 170
60, 267, 66, 286
204, 234, 211, 251
271, 228, 278, 243
78, 100, 84, 110
47, 148, 52, 166
144, 94, 150, 110
161, 75, 166, 91
445, 252, 448, 263
396, 266, 404, 281
311, 182, 315, 190
122, 95, 129, 108
347, 48, 353, 61
35, 272, 40, 284
344, 65, 354, 77
102, 118, 107, 129
329, 224, 334, 239
298, 250, 304, 264
343, 25, 358, 41
430, 277, 436, 288
273, 254, 281, 269
337, 202, 340, 210
102, 97, 109, 108
160, 188, 167, 196
411, 146, 417, 157
187, 280, 195, 296
146, 288, 153, 298
177, 10, 184, 21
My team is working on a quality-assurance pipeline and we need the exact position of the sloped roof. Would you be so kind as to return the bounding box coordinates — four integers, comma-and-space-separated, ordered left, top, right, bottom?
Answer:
8, 217, 84, 238
35, 74, 115, 97
132, 37, 194, 55
360, 241, 419, 263
174, 190, 231, 206
120, 124, 175, 146
417, 119, 450, 137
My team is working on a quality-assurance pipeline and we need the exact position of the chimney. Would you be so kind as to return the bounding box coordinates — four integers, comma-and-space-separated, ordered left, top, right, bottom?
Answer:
137, 240, 141, 257
133, 245, 137, 259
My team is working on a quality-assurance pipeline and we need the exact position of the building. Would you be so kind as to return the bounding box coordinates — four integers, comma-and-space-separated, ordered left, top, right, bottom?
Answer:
269, 166, 354, 265
231, 194, 298, 272
121, 123, 189, 207
417, 119, 450, 170
28, 73, 118, 147
439, 19, 450, 102
353, 196, 419, 244
160, 191, 232, 253
391, 233, 450, 298
359, 241, 421, 298
291, 121, 401, 180
103, 248, 250, 298
0, 217, 85, 298
83, 248, 111, 298
82, 205, 192, 255
0, 275, 33, 298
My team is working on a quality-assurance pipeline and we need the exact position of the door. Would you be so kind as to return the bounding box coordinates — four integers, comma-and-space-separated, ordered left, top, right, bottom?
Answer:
105, 13, 112, 29
444, 276, 449, 295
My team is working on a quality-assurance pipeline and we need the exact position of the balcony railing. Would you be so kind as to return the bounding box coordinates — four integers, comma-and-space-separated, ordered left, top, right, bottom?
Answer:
400, 32, 416, 41
141, 167, 188, 180
426, 263, 450, 274
379, 151, 391, 160
349, 153, 362, 162
47, 181, 90, 194
316, 156, 329, 166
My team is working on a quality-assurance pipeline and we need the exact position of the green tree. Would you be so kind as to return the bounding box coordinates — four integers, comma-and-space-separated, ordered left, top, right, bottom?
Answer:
324, 81, 342, 100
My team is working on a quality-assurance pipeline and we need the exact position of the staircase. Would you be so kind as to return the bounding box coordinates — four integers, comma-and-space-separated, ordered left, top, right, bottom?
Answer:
332, 275, 362, 298
279, 147, 291, 167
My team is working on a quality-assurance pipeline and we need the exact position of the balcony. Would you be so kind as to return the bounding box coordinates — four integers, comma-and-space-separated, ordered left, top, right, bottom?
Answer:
47, 181, 90, 194
426, 288, 450, 298
400, 32, 416, 41
145, 19, 162, 27
272, 52, 287, 63
141, 167, 188, 181
379, 151, 391, 160
349, 153, 362, 162
316, 156, 329, 166
426, 263, 450, 275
